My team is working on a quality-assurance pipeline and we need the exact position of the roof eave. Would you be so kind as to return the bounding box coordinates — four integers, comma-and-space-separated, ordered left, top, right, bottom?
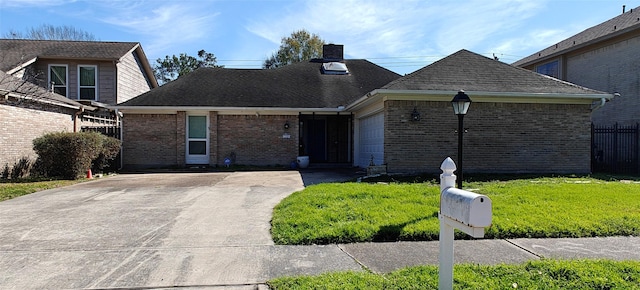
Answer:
113, 106, 348, 115
515, 24, 640, 67
347, 89, 613, 111
6, 57, 38, 74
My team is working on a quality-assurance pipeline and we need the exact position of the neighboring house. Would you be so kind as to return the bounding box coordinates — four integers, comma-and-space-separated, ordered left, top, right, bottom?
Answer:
117, 46, 612, 174
0, 70, 95, 169
513, 6, 640, 174
0, 39, 157, 172
0, 39, 158, 105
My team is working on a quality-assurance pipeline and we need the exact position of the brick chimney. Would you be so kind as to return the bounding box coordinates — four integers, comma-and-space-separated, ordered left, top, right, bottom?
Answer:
323, 44, 344, 61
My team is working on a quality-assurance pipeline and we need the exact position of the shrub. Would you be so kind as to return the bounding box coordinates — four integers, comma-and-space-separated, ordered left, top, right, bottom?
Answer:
92, 135, 121, 173
10, 157, 32, 179
1, 163, 9, 180
32, 132, 121, 180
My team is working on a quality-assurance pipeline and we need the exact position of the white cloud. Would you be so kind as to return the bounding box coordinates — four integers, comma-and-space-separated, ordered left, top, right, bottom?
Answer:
431, 0, 546, 55
96, 1, 220, 57
246, 0, 440, 58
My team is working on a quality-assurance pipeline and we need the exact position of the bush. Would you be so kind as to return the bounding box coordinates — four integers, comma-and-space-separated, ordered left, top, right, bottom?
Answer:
10, 157, 32, 179
1, 163, 9, 180
32, 132, 121, 180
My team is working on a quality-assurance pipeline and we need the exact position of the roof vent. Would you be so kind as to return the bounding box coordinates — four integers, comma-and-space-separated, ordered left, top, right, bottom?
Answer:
322, 62, 349, 75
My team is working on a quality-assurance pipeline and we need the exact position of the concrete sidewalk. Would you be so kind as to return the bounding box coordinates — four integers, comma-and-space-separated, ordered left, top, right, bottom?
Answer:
336, 236, 640, 274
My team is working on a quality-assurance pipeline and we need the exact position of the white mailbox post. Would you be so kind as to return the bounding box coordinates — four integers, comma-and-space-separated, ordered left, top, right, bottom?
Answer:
439, 157, 492, 290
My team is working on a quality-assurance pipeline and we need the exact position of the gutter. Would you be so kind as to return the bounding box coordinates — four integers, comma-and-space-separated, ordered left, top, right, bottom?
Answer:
592, 92, 620, 111
111, 105, 348, 114
346, 89, 614, 112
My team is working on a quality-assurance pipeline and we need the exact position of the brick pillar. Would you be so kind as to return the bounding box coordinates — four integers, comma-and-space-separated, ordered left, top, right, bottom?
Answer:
209, 111, 218, 166
176, 111, 186, 167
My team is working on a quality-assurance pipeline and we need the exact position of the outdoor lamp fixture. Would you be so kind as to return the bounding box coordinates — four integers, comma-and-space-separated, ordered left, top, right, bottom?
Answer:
284, 121, 290, 130
451, 90, 471, 189
411, 107, 421, 121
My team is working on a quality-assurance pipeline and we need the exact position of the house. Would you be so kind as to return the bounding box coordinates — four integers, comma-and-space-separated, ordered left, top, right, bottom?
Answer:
116, 45, 401, 169
0, 39, 157, 172
0, 39, 158, 105
117, 46, 612, 173
513, 5, 640, 174
0, 70, 87, 169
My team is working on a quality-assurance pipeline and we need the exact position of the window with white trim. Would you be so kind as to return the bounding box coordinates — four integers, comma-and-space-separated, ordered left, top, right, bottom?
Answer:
49, 64, 68, 97
78, 65, 97, 100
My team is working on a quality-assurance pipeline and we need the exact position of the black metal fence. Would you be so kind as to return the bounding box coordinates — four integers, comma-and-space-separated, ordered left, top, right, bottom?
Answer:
81, 126, 121, 171
591, 123, 639, 175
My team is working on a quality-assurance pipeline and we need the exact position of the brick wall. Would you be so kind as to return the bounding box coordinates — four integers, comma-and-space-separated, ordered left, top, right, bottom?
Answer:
122, 113, 299, 168
122, 114, 178, 168
0, 99, 75, 168
566, 36, 640, 126
384, 100, 592, 173
217, 115, 298, 166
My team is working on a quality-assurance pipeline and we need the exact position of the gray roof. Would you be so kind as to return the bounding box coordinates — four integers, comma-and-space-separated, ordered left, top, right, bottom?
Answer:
0, 39, 141, 72
513, 6, 640, 67
0, 70, 83, 108
383, 49, 606, 94
119, 59, 401, 108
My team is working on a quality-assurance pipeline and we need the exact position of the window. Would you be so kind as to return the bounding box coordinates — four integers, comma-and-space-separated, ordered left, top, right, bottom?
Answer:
49, 65, 67, 97
78, 65, 97, 100
536, 60, 559, 79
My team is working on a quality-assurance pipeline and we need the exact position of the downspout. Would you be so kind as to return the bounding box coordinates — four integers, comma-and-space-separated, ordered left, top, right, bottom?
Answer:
592, 93, 620, 111
116, 109, 124, 170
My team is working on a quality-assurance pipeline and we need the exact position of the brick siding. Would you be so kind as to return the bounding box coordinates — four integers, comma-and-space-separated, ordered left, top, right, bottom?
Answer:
0, 99, 76, 168
217, 115, 298, 166
384, 100, 592, 173
122, 114, 179, 168
566, 36, 640, 126
122, 113, 299, 168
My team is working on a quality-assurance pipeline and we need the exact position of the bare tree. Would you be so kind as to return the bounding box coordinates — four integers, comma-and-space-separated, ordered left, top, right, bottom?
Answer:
4, 24, 97, 41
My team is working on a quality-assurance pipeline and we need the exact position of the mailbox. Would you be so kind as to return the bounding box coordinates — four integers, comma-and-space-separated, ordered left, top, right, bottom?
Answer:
440, 187, 492, 228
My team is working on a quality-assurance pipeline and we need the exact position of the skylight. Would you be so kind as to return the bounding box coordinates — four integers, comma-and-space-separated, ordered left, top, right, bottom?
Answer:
322, 62, 349, 75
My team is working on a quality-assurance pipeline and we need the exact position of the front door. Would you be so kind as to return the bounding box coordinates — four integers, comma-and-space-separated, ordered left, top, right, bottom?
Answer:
186, 114, 209, 164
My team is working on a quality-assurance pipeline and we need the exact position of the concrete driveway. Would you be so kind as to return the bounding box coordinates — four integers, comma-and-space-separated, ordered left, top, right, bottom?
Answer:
0, 171, 362, 289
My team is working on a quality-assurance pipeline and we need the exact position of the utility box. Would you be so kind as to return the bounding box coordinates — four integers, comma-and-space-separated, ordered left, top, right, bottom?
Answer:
441, 187, 492, 228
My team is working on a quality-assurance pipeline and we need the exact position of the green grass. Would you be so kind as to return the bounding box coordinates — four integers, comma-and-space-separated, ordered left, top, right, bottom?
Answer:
0, 179, 84, 201
271, 177, 640, 245
268, 259, 640, 289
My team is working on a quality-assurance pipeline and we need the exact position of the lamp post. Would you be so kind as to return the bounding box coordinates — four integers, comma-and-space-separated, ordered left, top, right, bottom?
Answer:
451, 90, 471, 189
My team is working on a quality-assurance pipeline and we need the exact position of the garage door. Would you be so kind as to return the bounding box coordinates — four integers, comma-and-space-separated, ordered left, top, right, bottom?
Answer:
357, 113, 384, 168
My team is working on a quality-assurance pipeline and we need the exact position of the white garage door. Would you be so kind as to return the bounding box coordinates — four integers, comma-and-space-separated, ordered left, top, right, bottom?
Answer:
357, 113, 384, 168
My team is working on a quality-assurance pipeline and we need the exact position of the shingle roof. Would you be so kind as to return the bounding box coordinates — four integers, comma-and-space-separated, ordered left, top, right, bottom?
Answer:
0, 70, 83, 108
0, 39, 140, 72
383, 49, 605, 94
513, 6, 640, 67
118, 59, 401, 108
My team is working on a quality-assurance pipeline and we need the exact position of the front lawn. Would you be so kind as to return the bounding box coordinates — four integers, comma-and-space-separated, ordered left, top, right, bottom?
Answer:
271, 177, 640, 245
268, 259, 640, 289
0, 179, 84, 202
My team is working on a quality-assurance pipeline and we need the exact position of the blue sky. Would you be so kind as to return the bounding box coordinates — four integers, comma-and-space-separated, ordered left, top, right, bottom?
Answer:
0, 0, 635, 75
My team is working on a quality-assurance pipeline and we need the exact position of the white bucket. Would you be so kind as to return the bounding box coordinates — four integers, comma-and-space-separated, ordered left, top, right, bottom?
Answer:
296, 156, 310, 168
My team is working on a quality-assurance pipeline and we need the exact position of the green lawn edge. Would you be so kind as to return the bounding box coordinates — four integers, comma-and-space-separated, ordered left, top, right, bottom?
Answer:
268, 259, 640, 289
